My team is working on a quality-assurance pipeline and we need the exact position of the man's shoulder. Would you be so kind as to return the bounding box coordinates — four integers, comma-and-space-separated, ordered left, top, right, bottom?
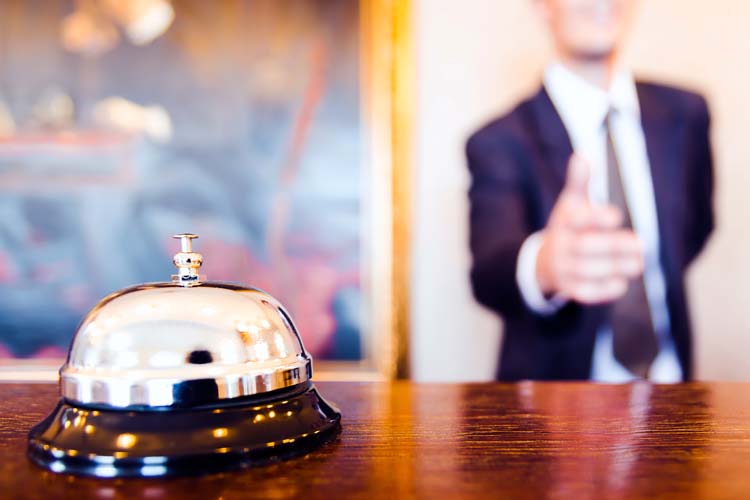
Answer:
465, 89, 543, 157
636, 81, 709, 120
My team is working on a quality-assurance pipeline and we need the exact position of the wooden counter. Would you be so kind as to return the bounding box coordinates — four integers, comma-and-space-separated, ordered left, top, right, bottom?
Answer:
2, 381, 750, 499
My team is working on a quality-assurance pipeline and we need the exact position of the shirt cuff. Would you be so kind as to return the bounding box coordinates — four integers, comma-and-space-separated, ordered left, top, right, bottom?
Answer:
516, 231, 567, 315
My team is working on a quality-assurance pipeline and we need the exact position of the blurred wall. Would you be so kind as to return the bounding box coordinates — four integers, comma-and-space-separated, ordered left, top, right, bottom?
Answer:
411, 0, 750, 381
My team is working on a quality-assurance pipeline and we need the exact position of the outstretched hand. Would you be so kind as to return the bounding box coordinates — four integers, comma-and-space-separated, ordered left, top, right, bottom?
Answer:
536, 154, 644, 304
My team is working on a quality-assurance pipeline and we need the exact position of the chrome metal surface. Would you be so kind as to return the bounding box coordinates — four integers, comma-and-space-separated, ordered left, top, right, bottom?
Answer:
171, 233, 205, 286
59, 235, 314, 407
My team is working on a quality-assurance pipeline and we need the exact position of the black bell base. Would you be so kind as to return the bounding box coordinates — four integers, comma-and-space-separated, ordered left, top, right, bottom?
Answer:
27, 383, 341, 478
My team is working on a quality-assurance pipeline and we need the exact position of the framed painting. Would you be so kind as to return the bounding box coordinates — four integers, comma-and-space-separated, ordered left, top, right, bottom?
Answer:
0, 0, 412, 381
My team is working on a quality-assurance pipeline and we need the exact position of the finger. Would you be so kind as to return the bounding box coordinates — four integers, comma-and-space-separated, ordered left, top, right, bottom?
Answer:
560, 255, 644, 281
564, 203, 623, 231
565, 202, 597, 230
569, 230, 644, 259
563, 278, 629, 305
590, 204, 623, 230
563, 153, 591, 199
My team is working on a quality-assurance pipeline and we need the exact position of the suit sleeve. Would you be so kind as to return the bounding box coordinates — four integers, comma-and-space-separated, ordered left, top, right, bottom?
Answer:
466, 131, 535, 319
684, 96, 714, 266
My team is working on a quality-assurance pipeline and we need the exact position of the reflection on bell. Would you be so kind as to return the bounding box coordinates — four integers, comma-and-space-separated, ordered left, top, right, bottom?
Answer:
27, 234, 341, 478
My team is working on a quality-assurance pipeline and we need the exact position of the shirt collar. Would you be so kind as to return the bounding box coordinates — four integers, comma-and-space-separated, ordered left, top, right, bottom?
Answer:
543, 62, 640, 139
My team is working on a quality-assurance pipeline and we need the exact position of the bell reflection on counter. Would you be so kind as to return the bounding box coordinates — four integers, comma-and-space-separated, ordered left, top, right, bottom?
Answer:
27, 234, 341, 478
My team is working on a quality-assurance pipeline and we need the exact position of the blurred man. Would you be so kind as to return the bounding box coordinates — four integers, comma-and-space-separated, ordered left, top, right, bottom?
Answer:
466, 0, 713, 381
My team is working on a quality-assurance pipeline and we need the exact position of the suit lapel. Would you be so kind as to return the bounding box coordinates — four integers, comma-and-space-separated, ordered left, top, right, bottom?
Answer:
528, 86, 573, 181
527, 86, 574, 214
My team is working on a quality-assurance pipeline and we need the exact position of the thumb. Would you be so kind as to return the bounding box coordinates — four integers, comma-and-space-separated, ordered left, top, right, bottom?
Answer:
563, 153, 590, 199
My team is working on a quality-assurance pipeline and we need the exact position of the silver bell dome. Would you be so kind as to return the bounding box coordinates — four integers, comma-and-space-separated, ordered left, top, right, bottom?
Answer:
60, 234, 312, 408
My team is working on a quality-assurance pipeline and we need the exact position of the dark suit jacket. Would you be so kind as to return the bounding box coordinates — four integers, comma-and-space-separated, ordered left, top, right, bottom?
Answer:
466, 82, 714, 381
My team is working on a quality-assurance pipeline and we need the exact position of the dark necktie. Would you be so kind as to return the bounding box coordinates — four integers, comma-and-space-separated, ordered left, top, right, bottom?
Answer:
605, 112, 659, 377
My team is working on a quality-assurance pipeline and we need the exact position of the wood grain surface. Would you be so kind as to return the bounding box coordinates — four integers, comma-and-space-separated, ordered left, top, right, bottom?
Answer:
2, 381, 750, 499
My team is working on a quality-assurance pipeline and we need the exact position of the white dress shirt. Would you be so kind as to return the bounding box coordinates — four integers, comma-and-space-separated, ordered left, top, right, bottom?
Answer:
515, 63, 682, 383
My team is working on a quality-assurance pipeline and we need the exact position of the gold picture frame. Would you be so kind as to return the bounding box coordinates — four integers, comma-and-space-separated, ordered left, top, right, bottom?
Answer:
0, 0, 413, 383
356, 0, 413, 380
